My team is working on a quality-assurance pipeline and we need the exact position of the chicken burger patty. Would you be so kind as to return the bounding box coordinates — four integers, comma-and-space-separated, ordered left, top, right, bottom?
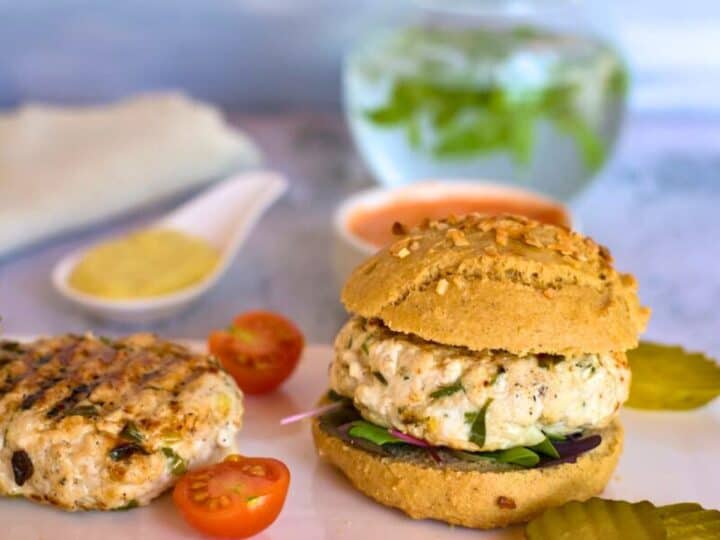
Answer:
0, 333, 243, 510
331, 317, 629, 451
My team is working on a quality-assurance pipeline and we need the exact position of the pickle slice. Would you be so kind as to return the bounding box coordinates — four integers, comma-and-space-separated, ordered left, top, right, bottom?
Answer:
658, 503, 720, 539
626, 342, 720, 410
525, 498, 666, 540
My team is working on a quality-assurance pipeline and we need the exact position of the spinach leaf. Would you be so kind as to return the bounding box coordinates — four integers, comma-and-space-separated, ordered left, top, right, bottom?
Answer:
530, 437, 560, 459
544, 432, 567, 442
450, 449, 495, 462
452, 446, 540, 468
495, 447, 540, 467
465, 399, 493, 447
348, 421, 403, 446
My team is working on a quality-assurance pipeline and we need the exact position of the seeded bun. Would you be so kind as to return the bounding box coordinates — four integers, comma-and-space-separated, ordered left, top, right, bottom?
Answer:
342, 214, 649, 356
312, 416, 623, 529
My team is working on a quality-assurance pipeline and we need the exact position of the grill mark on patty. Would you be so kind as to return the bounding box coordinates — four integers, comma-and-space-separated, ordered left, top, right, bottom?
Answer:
17, 341, 145, 420
0, 333, 242, 511
20, 376, 64, 410
47, 383, 98, 418
137, 352, 191, 386
0, 342, 24, 354
106, 357, 214, 425
0, 335, 223, 435
0, 342, 79, 400
6, 342, 94, 414
44, 347, 161, 420
0, 356, 17, 369
164, 365, 219, 398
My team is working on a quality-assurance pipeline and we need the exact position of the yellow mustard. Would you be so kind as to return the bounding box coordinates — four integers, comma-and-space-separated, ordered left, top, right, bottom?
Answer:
68, 228, 220, 299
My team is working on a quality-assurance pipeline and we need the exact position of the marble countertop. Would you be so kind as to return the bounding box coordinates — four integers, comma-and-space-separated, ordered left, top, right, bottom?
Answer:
1, 112, 718, 359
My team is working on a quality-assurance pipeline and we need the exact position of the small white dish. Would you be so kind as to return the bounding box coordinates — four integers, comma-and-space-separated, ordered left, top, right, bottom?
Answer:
52, 170, 287, 323
333, 180, 571, 283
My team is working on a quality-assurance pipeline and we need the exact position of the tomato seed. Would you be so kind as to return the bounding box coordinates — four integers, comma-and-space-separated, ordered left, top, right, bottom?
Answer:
247, 465, 265, 476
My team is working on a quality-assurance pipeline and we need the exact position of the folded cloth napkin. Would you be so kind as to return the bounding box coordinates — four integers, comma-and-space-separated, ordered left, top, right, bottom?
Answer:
0, 92, 260, 257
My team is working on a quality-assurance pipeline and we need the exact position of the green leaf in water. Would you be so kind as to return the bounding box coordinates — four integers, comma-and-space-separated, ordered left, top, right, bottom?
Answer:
607, 65, 629, 97
363, 75, 608, 172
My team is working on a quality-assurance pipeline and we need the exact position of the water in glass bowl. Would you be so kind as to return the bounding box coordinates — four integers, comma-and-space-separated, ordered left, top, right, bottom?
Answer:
344, 24, 627, 200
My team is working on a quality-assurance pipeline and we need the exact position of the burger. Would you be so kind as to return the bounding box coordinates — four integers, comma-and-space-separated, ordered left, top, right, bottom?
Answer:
312, 214, 649, 528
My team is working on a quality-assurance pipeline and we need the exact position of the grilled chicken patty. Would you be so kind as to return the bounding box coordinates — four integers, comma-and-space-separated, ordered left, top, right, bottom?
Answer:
0, 333, 243, 510
331, 318, 629, 451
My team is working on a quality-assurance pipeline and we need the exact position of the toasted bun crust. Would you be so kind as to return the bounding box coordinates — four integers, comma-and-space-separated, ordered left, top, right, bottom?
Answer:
312, 417, 623, 529
342, 214, 648, 355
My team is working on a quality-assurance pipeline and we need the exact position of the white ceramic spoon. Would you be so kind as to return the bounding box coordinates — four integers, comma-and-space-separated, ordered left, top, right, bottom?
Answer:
52, 170, 287, 323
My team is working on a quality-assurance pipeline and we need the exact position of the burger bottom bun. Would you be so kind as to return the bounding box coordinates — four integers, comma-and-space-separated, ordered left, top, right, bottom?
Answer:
311, 417, 623, 529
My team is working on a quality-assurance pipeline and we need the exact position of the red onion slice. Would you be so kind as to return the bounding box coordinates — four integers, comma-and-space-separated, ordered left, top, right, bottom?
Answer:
389, 428, 442, 463
389, 428, 431, 447
280, 401, 343, 425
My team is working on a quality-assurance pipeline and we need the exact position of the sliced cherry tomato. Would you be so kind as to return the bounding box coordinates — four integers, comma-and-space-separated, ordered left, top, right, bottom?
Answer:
208, 310, 304, 394
173, 454, 290, 538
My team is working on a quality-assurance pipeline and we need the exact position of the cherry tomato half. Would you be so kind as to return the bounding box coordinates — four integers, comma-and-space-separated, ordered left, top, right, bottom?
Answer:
208, 311, 304, 394
173, 454, 290, 538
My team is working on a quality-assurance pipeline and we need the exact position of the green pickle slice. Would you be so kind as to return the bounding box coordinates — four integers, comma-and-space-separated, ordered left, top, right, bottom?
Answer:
525, 498, 667, 539
626, 342, 720, 410
658, 503, 720, 539
526, 499, 720, 539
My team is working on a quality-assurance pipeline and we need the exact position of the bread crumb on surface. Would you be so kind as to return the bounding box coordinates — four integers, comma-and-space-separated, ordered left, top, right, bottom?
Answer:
436, 279, 449, 296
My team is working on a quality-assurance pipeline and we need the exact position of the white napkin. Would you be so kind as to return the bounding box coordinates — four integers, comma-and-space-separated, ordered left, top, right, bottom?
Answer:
0, 93, 260, 257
